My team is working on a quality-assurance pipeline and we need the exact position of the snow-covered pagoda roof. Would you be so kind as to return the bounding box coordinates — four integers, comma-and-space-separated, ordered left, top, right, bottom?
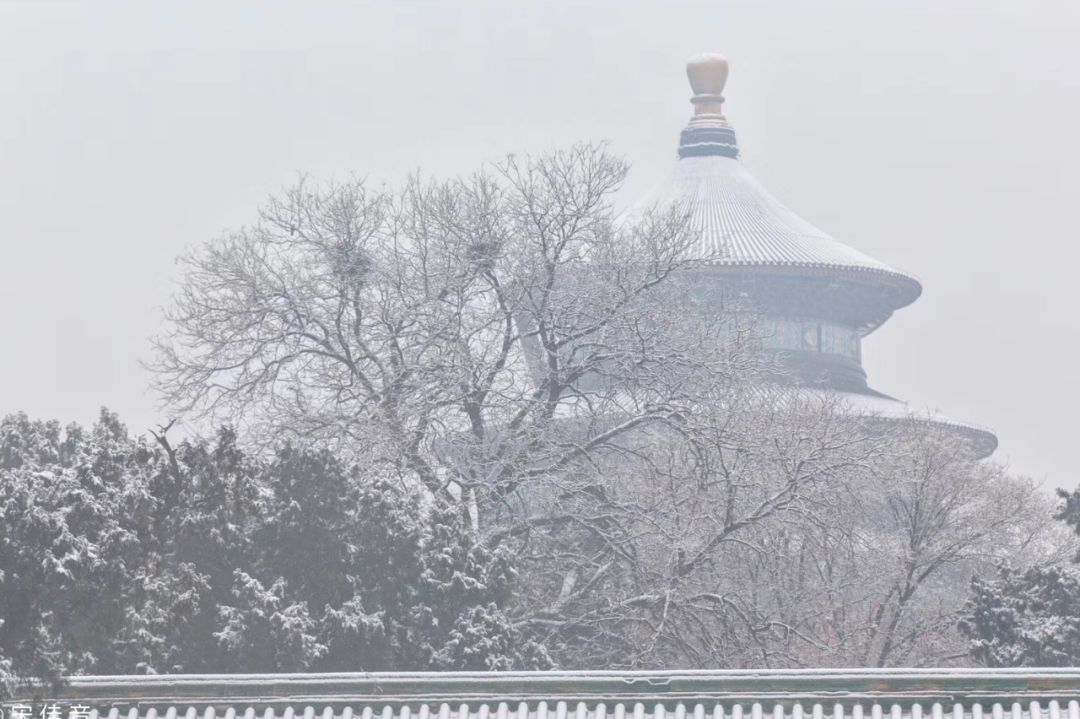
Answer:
639, 54, 921, 311
626, 54, 996, 457
32, 670, 1080, 719
825, 389, 999, 458
643, 156, 919, 285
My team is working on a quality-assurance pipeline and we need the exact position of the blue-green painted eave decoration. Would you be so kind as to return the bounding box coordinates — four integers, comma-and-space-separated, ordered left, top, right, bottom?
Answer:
678, 126, 739, 159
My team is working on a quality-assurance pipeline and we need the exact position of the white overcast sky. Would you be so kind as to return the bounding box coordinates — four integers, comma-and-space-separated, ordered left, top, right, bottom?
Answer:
1, 0, 1078, 489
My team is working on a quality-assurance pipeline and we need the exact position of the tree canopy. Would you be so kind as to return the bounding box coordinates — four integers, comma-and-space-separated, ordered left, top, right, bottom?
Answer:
959, 487, 1080, 666
0, 410, 549, 694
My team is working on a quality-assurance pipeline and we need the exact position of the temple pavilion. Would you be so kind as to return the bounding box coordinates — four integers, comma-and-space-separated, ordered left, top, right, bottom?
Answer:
639, 54, 997, 458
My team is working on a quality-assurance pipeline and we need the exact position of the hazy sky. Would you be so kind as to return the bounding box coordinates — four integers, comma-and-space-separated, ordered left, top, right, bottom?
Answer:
1, 1, 1078, 489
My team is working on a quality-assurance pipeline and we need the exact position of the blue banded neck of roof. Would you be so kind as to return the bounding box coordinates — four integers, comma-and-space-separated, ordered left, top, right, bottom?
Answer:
678, 122, 739, 159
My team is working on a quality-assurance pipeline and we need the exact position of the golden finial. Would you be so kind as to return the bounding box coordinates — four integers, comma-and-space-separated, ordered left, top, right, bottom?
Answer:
686, 53, 729, 124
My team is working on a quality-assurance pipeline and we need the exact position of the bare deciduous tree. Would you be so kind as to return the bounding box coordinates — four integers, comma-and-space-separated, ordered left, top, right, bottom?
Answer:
153, 143, 746, 516
510, 406, 1070, 669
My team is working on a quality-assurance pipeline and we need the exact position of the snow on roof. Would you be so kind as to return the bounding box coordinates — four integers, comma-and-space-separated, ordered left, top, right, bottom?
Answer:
686, 52, 728, 65
639, 155, 921, 300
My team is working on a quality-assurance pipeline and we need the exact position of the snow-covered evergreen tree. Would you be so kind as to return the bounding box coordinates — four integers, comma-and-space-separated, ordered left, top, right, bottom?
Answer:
0, 410, 548, 695
962, 565, 1080, 666
960, 487, 1080, 666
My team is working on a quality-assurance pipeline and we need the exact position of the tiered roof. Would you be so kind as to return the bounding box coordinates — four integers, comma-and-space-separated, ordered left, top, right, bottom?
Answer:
636, 54, 995, 458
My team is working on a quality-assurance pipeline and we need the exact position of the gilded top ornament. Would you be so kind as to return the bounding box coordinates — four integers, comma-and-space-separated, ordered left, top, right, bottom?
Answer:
686, 53, 729, 100
687, 53, 729, 122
